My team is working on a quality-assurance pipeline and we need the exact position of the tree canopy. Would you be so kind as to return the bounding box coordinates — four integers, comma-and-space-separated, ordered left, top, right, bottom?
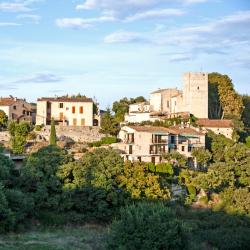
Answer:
208, 73, 244, 119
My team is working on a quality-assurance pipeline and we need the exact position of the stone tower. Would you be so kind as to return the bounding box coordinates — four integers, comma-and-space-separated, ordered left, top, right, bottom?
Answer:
183, 72, 208, 118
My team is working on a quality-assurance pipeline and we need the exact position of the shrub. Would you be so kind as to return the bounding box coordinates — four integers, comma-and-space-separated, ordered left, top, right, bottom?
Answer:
34, 125, 43, 131
106, 202, 186, 250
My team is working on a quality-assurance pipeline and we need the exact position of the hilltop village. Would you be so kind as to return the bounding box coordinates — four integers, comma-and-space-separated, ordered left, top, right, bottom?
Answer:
0, 72, 235, 164
0, 72, 250, 249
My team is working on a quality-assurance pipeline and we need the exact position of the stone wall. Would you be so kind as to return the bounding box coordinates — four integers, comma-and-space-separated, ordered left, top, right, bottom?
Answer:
0, 131, 10, 143
37, 126, 105, 143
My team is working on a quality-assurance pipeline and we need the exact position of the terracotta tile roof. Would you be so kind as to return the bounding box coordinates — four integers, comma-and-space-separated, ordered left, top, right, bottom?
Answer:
197, 119, 233, 128
170, 126, 204, 136
0, 98, 16, 106
151, 88, 179, 94
128, 125, 178, 134
37, 97, 93, 103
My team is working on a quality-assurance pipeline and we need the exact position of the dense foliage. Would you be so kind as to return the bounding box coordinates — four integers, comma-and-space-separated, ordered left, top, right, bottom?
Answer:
112, 96, 146, 123
8, 121, 31, 154
49, 118, 57, 145
208, 73, 244, 119
107, 202, 186, 250
107, 202, 250, 250
0, 110, 8, 129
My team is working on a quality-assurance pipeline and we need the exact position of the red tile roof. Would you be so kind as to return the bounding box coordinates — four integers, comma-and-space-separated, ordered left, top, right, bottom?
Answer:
0, 98, 17, 106
37, 97, 93, 103
127, 125, 203, 136
197, 119, 233, 128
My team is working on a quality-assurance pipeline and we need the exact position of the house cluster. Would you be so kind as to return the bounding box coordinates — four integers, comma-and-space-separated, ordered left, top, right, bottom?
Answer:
125, 72, 209, 123
0, 96, 100, 127
0, 72, 234, 164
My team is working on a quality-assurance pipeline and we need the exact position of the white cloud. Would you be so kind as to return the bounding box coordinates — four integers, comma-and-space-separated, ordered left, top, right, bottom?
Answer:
104, 30, 144, 43
17, 14, 41, 23
125, 8, 184, 22
13, 73, 62, 83
0, 0, 43, 12
56, 15, 116, 28
0, 22, 21, 26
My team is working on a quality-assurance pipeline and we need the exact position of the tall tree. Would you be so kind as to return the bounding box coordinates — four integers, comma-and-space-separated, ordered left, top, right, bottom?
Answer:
242, 95, 250, 128
100, 108, 118, 135
0, 110, 8, 129
50, 118, 57, 145
208, 73, 244, 119
112, 96, 146, 123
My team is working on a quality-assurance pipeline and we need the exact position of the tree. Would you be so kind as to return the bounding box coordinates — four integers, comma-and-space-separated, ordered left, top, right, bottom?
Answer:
0, 110, 8, 129
100, 108, 118, 135
21, 145, 71, 210
163, 151, 187, 168
117, 161, 171, 200
58, 148, 125, 207
242, 95, 250, 128
8, 121, 31, 154
208, 73, 244, 119
246, 136, 250, 148
191, 147, 212, 168
106, 202, 186, 250
50, 118, 57, 145
112, 96, 146, 123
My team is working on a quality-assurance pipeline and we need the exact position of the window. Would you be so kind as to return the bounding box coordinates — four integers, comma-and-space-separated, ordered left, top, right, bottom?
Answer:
81, 119, 85, 126
197, 86, 200, 90
13, 106, 16, 110
73, 118, 77, 126
182, 146, 185, 152
72, 106, 76, 113
59, 103, 63, 108
79, 106, 83, 114
23, 110, 26, 115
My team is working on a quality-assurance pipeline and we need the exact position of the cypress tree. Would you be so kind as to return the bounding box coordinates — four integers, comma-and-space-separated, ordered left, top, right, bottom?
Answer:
50, 118, 57, 145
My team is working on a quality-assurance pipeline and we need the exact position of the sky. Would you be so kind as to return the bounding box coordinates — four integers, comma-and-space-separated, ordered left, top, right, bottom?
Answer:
0, 0, 250, 108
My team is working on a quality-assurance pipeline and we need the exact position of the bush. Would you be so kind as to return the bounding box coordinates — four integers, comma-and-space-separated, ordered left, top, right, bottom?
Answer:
88, 136, 118, 148
106, 202, 186, 250
34, 125, 43, 131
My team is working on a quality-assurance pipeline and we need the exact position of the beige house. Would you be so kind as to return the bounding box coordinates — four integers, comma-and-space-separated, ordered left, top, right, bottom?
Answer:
197, 119, 234, 139
125, 72, 208, 123
0, 96, 34, 123
36, 97, 99, 126
115, 125, 205, 164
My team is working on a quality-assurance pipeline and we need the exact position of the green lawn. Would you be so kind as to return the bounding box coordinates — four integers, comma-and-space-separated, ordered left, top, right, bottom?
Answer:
0, 225, 107, 250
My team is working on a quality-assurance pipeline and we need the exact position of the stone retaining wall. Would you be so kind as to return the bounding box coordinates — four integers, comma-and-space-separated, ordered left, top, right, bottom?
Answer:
37, 126, 105, 143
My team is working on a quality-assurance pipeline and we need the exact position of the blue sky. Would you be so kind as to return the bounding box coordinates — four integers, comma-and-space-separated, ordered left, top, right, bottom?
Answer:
0, 0, 250, 108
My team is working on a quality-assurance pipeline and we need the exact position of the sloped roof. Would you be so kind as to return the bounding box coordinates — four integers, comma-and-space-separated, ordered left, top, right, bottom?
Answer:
197, 119, 233, 128
0, 98, 16, 106
126, 125, 177, 134
37, 97, 93, 103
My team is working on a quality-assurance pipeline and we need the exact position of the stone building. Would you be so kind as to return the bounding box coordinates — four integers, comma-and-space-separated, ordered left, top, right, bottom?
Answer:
114, 125, 205, 164
197, 119, 234, 139
0, 96, 35, 123
36, 97, 100, 126
125, 72, 209, 123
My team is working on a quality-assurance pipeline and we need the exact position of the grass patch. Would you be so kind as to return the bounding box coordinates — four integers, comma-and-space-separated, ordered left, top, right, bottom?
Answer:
0, 224, 107, 250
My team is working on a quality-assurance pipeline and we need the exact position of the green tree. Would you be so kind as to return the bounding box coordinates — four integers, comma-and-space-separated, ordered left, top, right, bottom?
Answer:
21, 145, 71, 210
191, 147, 212, 168
58, 148, 125, 207
50, 118, 57, 145
112, 96, 146, 123
0, 110, 8, 129
100, 108, 118, 135
242, 95, 250, 128
246, 136, 250, 148
163, 151, 187, 168
8, 121, 31, 154
208, 73, 244, 119
117, 161, 171, 200
106, 202, 186, 250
